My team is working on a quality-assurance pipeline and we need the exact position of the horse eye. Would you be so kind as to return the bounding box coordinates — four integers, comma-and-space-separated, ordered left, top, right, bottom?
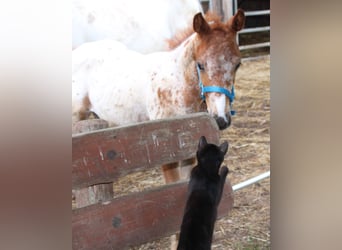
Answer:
198, 63, 205, 71
235, 62, 241, 71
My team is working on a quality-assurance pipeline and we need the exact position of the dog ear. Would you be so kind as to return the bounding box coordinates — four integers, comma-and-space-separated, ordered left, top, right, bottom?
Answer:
198, 136, 208, 151
219, 141, 229, 155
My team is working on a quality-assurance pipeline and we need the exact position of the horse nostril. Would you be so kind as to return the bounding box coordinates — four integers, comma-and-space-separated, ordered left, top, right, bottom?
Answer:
215, 116, 229, 130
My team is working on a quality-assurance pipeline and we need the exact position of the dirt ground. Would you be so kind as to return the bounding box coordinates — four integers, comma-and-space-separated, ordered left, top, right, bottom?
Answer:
115, 55, 271, 249
213, 55, 270, 250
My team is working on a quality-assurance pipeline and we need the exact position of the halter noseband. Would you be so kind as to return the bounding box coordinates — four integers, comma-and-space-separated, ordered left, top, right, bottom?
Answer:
196, 63, 236, 116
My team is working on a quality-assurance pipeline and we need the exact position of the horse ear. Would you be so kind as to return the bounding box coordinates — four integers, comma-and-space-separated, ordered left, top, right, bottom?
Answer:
193, 12, 211, 35
198, 136, 208, 151
219, 141, 229, 155
227, 9, 245, 32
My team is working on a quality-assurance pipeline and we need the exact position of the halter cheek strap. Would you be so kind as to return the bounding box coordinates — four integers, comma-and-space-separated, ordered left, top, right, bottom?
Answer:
196, 64, 236, 116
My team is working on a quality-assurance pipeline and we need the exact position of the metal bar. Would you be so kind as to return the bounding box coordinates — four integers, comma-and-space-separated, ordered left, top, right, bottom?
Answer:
239, 42, 270, 50
241, 55, 270, 63
239, 26, 270, 34
245, 10, 270, 16
233, 171, 270, 191
234, 0, 239, 44
231, 1, 270, 56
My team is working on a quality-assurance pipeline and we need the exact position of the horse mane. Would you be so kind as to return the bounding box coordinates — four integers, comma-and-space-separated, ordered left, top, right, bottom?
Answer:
167, 11, 227, 50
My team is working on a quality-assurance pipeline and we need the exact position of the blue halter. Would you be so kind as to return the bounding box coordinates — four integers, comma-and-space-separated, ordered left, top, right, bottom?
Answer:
196, 64, 236, 116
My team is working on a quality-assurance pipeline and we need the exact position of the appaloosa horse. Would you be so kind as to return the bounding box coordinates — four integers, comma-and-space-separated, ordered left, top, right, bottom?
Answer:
72, 10, 245, 183
72, 0, 203, 53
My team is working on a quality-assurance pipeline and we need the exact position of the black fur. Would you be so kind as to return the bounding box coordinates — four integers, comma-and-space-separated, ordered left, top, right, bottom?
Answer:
177, 136, 229, 250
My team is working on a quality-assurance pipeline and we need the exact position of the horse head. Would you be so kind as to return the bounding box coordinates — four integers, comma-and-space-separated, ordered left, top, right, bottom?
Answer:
193, 10, 245, 130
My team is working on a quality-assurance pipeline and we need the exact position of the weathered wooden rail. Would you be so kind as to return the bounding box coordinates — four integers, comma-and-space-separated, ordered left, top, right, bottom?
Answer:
72, 113, 234, 249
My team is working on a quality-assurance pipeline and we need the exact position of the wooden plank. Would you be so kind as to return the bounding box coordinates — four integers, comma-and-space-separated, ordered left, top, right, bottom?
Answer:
72, 179, 234, 250
72, 113, 220, 189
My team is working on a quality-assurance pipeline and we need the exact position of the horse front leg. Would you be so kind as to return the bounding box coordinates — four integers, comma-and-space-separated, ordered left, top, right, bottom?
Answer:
179, 157, 197, 180
161, 162, 180, 184
161, 157, 196, 184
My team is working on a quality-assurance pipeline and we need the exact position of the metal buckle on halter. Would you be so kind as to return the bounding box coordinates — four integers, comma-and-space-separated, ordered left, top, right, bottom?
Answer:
196, 63, 236, 116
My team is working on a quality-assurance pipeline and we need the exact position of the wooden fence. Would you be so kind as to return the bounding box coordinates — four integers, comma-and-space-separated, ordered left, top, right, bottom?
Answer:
72, 113, 234, 249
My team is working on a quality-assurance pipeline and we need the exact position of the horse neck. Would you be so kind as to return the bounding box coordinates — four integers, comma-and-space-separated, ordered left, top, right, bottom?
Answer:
173, 33, 199, 87
171, 33, 202, 111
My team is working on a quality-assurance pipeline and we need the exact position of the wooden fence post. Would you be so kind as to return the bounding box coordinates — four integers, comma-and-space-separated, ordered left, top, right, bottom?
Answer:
210, 0, 223, 19
72, 119, 114, 208
222, 0, 234, 21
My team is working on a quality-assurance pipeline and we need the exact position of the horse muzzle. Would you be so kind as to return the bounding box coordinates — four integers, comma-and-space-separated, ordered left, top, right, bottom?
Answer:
214, 114, 231, 130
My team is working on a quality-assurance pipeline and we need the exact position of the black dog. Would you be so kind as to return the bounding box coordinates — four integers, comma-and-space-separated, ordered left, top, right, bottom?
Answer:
177, 136, 229, 250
